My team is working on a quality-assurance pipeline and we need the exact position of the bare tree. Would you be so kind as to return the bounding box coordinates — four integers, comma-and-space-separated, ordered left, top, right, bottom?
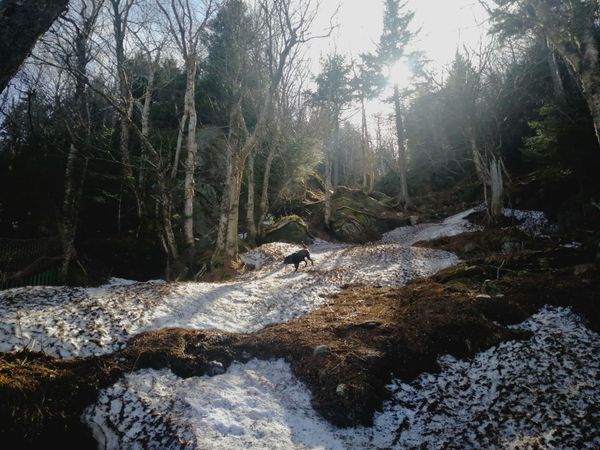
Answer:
212, 0, 333, 267
250, 44, 311, 241
393, 85, 409, 208
109, 0, 144, 219
41, 0, 106, 280
255, 117, 280, 238
156, 0, 219, 270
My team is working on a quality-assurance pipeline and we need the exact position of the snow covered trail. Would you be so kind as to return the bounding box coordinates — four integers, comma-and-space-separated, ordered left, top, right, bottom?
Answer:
83, 306, 600, 449
0, 209, 476, 359
12, 207, 595, 449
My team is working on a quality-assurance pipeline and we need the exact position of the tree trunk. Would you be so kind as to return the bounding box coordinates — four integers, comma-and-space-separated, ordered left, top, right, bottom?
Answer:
489, 156, 504, 220
171, 111, 188, 179
224, 159, 245, 262
536, 7, 600, 149
138, 61, 156, 193
545, 36, 565, 101
183, 58, 198, 267
257, 133, 276, 238
0, 0, 69, 93
333, 121, 340, 187
61, 143, 81, 279
157, 173, 179, 264
393, 85, 409, 209
360, 95, 371, 191
136, 58, 181, 275
468, 126, 486, 184
324, 152, 332, 228
213, 151, 232, 266
219, 94, 253, 265
60, 8, 95, 283
245, 152, 257, 245
580, 73, 600, 150
119, 99, 142, 218
112, 0, 142, 220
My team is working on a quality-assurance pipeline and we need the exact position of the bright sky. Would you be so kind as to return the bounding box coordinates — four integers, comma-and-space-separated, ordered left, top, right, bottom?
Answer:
307, 0, 488, 119
310, 0, 488, 73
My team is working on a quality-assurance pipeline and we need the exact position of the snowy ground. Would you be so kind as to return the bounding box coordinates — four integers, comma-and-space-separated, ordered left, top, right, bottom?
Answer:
83, 306, 600, 449
3, 208, 597, 449
0, 209, 476, 359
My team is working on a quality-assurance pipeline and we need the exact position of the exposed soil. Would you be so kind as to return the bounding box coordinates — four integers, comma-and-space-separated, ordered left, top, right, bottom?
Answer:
1, 225, 599, 447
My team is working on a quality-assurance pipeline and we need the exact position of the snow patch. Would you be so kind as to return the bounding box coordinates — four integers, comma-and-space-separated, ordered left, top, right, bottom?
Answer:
83, 306, 600, 449
0, 214, 470, 359
381, 207, 481, 245
503, 208, 554, 237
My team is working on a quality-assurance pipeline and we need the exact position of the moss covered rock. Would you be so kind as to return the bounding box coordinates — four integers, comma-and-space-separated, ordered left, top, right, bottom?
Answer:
262, 215, 314, 245
330, 187, 409, 243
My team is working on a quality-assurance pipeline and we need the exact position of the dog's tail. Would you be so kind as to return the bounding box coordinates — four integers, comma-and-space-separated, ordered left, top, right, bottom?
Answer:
301, 241, 307, 249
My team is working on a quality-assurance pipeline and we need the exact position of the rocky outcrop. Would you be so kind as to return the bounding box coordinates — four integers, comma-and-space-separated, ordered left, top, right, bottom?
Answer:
261, 215, 314, 245
330, 187, 409, 243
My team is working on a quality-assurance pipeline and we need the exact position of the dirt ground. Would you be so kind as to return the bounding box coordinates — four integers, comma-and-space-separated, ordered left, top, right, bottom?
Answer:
1, 225, 599, 447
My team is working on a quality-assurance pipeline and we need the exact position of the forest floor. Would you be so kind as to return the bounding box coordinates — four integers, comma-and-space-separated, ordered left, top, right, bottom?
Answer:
1, 206, 599, 449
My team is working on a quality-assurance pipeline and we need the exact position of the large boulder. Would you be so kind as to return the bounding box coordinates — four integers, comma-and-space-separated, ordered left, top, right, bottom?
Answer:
330, 187, 409, 243
261, 215, 315, 245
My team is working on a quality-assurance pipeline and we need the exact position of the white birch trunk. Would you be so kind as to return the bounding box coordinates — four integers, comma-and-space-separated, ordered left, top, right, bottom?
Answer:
138, 64, 155, 191
183, 59, 198, 263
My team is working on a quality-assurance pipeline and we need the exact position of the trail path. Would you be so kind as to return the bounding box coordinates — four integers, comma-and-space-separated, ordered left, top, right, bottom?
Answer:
2, 208, 598, 449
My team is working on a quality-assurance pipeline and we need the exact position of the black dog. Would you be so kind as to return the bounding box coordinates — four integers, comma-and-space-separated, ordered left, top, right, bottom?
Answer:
283, 243, 314, 272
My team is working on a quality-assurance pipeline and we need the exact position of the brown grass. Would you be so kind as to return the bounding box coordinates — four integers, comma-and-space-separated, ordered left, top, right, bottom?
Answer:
1, 227, 599, 446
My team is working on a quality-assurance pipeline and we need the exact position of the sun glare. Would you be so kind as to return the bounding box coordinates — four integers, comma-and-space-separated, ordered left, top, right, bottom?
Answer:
387, 59, 414, 88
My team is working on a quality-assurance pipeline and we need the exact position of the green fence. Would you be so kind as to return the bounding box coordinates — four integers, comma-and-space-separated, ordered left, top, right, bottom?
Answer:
0, 267, 61, 290
0, 236, 62, 290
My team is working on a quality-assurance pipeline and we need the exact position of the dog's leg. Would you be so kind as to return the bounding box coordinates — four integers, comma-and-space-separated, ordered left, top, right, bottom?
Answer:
303, 258, 308, 267
307, 255, 314, 266
294, 262, 299, 272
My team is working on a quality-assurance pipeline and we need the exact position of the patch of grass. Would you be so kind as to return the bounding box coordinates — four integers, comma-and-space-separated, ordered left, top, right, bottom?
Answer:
2, 224, 599, 444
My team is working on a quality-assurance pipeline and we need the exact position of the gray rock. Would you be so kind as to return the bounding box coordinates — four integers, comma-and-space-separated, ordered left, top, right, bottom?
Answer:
208, 360, 226, 376
313, 344, 330, 356
336, 383, 347, 397
358, 320, 382, 329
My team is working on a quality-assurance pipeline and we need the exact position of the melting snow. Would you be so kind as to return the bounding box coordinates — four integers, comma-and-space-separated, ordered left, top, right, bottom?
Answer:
503, 208, 554, 237
2, 209, 596, 449
0, 218, 467, 359
83, 306, 600, 449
